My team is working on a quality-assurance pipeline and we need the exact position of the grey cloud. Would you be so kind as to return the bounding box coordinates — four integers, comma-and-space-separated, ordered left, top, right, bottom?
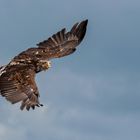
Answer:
0, 68, 140, 140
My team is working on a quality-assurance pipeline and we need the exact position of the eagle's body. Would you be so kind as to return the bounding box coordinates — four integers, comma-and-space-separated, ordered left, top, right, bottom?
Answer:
0, 20, 88, 110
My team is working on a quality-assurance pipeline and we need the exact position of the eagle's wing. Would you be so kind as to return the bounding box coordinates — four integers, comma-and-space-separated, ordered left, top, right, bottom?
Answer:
0, 65, 42, 111
0, 20, 88, 111
36, 19, 88, 59
12, 20, 88, 62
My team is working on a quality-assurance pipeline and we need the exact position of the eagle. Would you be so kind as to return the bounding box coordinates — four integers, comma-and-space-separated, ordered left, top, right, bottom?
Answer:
0, 20, 88, 111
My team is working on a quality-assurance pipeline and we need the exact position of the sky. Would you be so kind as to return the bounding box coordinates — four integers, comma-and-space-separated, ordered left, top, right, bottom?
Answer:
0, 0, 140, 140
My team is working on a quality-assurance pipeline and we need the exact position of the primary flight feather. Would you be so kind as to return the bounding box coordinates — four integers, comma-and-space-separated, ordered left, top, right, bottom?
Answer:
0, 19, 88, 111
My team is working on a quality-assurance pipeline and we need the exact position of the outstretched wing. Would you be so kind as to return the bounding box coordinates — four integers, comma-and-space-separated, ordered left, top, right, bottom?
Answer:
12, 20, 88, 63
0, 20, 88, 111
0, 65, 42, 110
37, 19, 88, 59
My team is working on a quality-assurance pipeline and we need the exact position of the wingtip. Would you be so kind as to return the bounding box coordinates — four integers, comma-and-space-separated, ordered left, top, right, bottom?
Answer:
74, 19, 88, 45
82, 19, 88, 27
84, 19, 88, 23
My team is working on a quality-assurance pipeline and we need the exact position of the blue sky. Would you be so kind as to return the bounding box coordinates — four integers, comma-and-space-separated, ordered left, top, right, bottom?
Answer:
0, 0, 140, 140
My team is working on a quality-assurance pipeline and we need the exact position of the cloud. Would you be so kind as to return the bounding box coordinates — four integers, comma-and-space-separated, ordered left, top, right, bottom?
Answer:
0, 122, 27, 140
0, 67, 140, 140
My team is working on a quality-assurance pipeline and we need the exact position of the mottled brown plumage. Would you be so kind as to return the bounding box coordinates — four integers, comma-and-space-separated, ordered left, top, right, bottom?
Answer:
0, 20, 88, 110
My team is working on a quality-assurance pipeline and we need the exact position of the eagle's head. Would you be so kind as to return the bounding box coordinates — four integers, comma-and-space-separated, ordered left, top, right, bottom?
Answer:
36, 60, 51, 73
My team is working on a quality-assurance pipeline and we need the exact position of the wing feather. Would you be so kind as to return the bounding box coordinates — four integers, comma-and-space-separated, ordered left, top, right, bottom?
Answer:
0, 65, 42, 110
11, 20, 88, 64
36, 20, 88, 59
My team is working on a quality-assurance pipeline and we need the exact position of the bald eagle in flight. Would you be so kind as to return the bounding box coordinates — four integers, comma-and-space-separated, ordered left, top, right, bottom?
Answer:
0, 20, 88, 111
